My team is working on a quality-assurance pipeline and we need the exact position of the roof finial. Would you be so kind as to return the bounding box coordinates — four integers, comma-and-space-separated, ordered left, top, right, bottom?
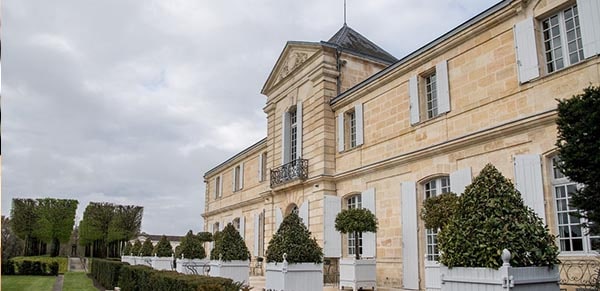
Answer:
344, 0, 347, 26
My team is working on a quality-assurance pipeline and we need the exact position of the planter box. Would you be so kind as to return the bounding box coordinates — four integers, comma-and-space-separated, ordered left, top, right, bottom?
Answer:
136, 256, 153, 267
265, 262, 323, 291
151, 256, 174, 271
209, 260, 250, 284
176, 258, 210, 275
121, 255, 135, 265
339, 258, 376, 290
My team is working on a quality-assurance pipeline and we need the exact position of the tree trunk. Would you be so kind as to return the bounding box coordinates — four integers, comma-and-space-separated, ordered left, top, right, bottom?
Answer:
354, 231, 360, 260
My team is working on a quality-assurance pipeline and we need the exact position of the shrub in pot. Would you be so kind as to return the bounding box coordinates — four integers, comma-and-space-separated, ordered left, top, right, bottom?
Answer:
176, 230, 208, 274
209, 223, 250, 283
131, 239, 142, 255
436, 164, 560, 290
137, 238, 154, 266
121, 241, 134, 264
151, 235, 174, 271
335, 208, 378, 290
265, 212, 323, 291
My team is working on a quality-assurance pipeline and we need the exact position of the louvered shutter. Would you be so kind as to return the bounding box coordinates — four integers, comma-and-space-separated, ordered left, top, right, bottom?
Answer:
275, 207, 283, 233
401, 181, 419, 290
296, 101, 303, 159
578, 0, 600, 58
299, 201, 309, 227
514, 154, 546, 223
355, 103, 364, 146
338, 112, 345, 152
282, 112, 290, 164
409, 76, 420, 125
239, 216, 245, 239
450, 168, 472, 196
232, 169, 236, 192
253, 213, 259, 256
258, 154, 263, 182
361, 188, 376, 258
514, 17, 540, 83
213, 178, 218, 199
436, 60, 450, 114
219, 175, 223, 197
239, 163, 244, 190
323, 195, 342, 258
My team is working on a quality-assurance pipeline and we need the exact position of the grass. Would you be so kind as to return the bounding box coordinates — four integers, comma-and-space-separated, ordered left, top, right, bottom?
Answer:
10, 256, 69, 273
1, 275, 56, 291
62, 272, 97, 291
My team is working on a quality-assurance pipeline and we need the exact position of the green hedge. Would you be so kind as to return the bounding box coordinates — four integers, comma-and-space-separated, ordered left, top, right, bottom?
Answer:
91, 259, 237, 291
1, 260, 59, 276
9, 256, 68, 273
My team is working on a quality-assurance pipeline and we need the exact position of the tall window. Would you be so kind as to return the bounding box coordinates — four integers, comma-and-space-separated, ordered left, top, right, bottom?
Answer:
260, 152, 268, 182
234, 165, 241, 191
213, 222, 220, 234
551, 157, 599, 252
345, 110, 357, 149
542, 5, 584, 73
424, 176, 450, 261
425, 73, 438, 119
232, 217, 241, 231
290, 109, 298, 162
214, 176, 221, 199
347, 195, 363, 257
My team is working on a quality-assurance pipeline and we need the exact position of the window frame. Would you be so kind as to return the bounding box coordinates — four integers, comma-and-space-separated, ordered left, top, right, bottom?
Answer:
234, 165, 241, 192
346, 194, 363, 257
423, 176, 450, 262
214, 176, 221, 199
289, 108, 298, 162
260, 152, 268, 182
345, 109, 357, 150
541, 4, 584, 74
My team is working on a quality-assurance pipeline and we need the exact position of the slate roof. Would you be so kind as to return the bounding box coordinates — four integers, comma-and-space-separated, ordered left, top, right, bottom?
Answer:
323, 24, 397, 64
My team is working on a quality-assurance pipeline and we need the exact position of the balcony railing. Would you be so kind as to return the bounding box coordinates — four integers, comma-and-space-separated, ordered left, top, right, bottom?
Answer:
270, 158, 308, 188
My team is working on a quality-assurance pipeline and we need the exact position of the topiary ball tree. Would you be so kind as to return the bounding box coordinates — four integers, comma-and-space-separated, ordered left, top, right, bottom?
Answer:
132, 239, 142, 255
177, 230, 206, 259
153, 235, 173, 257
123, 241, 133, 256
266, 213, 323, 264
334, 208, 378, 260
421, 192, 460, 230
140, 238, 154, 256
438, 164, 559, 269
210, 223, 249, 261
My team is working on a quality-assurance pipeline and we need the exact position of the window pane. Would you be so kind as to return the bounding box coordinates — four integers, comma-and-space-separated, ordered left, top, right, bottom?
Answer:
572, 239, 583, 251
560, 239, 571, 251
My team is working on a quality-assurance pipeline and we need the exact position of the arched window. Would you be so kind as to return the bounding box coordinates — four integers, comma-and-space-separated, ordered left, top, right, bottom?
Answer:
285, 203, 299, 216
423, 176, 450, 261
346, 194, 363, 257
232, 217, 241, 231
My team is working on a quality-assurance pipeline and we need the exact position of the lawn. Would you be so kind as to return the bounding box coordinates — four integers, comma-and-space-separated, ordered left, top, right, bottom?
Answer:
1, 275, 56, 291
62, 272, 97, 291
10, 256, 69, 273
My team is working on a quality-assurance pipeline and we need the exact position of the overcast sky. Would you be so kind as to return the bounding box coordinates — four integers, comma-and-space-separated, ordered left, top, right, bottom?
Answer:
2, 0, 499, 235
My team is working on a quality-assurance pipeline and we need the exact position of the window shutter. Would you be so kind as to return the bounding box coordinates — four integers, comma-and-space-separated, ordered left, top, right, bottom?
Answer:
214, 178, 218, 198
514, 17, 540, 83
239, 163, 244, 190
338, 112, 345, 152
232, 168, 236, 192
323, 195, 342, 258
253, 213, 260, 256
514, 154, 546, 223
578, 0, 600, 58
219, 175, 223, 197
210, 224, 214, 250
361, 188, 376, 258
401, 181, 419, 290
450, 167, 472, 196
409, 76, 420, 125
239, 216, 245, 239
258, 154, 263, 182
299, 200, 309, 228
355, 103, 364, 146
296, 101, 303, 159
282, 111, 290, 164
275, 207, 283, 233
436, 60, 450, 114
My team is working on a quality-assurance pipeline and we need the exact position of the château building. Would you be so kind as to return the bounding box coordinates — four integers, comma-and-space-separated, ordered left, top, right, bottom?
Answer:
203, 0, 600, 289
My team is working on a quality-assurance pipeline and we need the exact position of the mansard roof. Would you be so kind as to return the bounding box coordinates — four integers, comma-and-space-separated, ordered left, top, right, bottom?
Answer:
322, 24, 397, 64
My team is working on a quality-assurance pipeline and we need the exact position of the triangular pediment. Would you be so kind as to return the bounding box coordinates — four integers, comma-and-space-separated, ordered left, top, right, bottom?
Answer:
262, 41, 321, 95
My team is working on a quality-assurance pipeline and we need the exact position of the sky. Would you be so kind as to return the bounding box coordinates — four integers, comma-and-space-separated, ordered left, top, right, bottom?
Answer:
2, 0, 500, 235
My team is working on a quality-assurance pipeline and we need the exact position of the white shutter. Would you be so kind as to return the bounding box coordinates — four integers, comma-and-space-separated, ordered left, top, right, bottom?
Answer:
514, 154, 546, 223
213, 178, 218, 198
578, 0, 600, 58
239, 216, 245, 239
239, 163, 244, 190
210, 224, 214, 250
355, 103, 364, 146
436, 60, 450, 114
296, 101, 303, 159
282, 112, 290, 164
232, 169, 236, 192
299, 201, 309, 227
409, 76, 420, 125
338, 112, 345, 152
258, 154, 263, 182
323, 195, 342, 258
275, 207, 283, 233
401, 181, 419, 290
253, 213, 260, 256
219, 175, 223, 197
361, 188, 376, 258
514, 17, 540, 83
450, 167, 472, 196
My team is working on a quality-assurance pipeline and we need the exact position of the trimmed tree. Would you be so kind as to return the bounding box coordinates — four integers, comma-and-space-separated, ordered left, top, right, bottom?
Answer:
335, 208, 378, 260
421, 192, 460, 230
556, 85, 600, 244
177, 230, 206, 259
197, 232, 213, 243
438, 164, 560, 268
131, 239, 142, 255
210, 223, 249, 261
265, 213, 322, 264
35, 198, 79, 257
153, 235, 173, 257
140, 238, 154, 256
123, 242, 132, 256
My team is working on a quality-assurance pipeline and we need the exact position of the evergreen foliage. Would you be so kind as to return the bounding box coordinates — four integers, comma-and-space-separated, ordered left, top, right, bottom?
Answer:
438, 164, 560, 269
132, 240, 142, 255
335, 208, 378, 259
210, 223, 249, 261
10, 199, 40, 256
196, 232, 213, 243
265, 213, 323, 264
420, 192, 460, 230
123, 242, 133, 256
140, 238, 154, 256
35, 198, 78, 256
2, 216, 24, 263
176, 230, 206, 259
153, 235, 174, 257
556, 85, 600, 244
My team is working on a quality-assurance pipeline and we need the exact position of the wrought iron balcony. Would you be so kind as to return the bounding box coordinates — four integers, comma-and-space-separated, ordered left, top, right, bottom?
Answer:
270, 158, 308, 188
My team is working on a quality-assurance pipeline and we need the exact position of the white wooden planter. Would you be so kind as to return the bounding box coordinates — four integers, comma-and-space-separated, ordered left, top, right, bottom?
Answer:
209, 260, 250, 284
136, 256, 153, 267
175, 257, 210, 275
339, 258, 376, 290
151, 255, 174, 271
265, 255, 323, 291
440, 250, 559, 291
121, 255, 135, 265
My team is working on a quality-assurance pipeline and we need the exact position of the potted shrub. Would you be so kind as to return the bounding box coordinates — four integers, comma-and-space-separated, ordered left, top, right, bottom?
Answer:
209, 223, 250, 284
176, 230, 209, 275
335, 208, 378, 290
265, 212, 323, 291
138, 238, 154, 267
130, 239, 142, 265
436, 164, 560, 291
151, 235, 174, 270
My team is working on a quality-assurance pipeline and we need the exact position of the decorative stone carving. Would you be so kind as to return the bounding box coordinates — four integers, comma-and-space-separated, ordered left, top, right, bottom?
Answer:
277, 52, 308, 83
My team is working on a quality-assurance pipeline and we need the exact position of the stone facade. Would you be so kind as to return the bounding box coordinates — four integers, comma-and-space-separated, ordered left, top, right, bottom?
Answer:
203, 0, 600, 290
